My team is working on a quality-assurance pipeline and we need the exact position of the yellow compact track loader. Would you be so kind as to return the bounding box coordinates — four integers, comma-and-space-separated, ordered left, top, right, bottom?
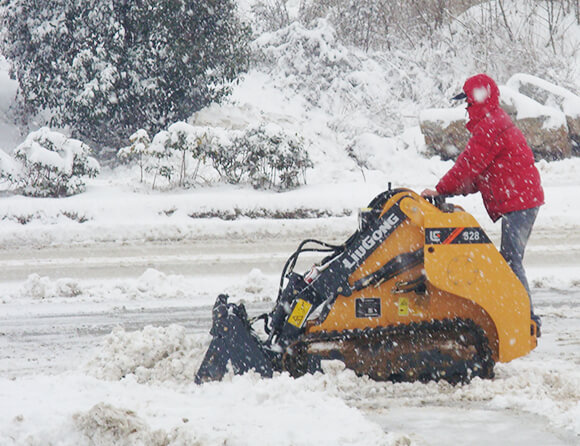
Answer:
196, 187, 539, 384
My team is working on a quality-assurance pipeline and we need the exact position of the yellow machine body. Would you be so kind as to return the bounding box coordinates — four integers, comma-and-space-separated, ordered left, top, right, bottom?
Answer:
309, 190, 537, 363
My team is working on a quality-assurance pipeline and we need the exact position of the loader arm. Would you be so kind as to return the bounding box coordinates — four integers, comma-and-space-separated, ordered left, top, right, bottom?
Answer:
271, 200, 408, 345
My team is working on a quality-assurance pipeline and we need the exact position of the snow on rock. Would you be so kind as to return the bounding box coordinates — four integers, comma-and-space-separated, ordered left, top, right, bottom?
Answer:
419, 107, 469, 160
420, 85, 573, 160
507, 73, 580, 117
419, 107, 467, 129
499, 86, 567, 129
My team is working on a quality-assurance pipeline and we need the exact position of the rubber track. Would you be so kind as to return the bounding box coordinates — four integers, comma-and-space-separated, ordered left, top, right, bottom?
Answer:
283, 318, 495, 384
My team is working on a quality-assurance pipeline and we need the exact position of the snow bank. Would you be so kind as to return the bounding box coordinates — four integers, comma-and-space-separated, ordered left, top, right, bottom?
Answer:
77, 296, 580, 440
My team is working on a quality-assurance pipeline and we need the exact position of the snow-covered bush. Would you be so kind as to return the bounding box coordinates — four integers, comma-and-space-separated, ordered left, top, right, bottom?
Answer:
117, 130, 151, 183
0, 127, 99, 197
155, 123, 211, 188
299, 0, 391, 51
251, 19, 449, 137
210, 124, 312, 189
120, 123, 213, 190
298, 0, 463, 51
119, 123, 311, 191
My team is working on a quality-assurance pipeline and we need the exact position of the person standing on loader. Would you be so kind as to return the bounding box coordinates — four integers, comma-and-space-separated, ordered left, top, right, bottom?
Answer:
421, 73, 544, 329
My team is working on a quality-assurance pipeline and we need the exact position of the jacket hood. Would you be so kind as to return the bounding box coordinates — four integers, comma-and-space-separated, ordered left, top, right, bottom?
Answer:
462, 74, 500, 123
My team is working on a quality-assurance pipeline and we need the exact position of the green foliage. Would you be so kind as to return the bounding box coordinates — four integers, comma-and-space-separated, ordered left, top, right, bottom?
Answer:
0, 0, 252, 154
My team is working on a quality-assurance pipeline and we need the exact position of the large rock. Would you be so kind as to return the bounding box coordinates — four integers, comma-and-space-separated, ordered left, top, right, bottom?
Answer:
419, 108, 469, 160
420, 84, 572, 161
507, 73, 580, 156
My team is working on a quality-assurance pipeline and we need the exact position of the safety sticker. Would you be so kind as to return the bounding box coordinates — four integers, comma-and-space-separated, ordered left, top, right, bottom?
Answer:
425, 227, 491, 245
288, 299, 312, 328
398, 297, 409, 316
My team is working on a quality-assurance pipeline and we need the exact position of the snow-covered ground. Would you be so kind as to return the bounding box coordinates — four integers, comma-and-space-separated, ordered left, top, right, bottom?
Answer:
0, 226, 579, 445
2, 3, 580, 445
1, 152, 579, 445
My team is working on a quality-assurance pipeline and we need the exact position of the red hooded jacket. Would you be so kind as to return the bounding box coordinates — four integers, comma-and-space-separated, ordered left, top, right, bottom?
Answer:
436, 74, 544, 222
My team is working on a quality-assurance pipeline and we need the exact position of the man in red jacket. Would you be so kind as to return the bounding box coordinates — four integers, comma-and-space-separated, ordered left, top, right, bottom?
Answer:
421, 73, 544, 329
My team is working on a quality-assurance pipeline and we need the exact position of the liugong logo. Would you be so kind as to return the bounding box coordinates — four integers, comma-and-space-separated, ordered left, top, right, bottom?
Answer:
342, 213, 401, 269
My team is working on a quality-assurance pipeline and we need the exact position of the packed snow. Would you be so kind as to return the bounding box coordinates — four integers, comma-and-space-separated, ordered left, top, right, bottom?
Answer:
2, 2, 580, 446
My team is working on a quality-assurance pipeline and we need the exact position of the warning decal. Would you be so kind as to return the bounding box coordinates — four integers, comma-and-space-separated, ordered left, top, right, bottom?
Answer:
398, 297, 409, 316
288, 299, 312, 328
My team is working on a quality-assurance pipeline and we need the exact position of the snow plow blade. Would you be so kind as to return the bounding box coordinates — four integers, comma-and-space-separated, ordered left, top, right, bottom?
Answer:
195, 294, 273, 384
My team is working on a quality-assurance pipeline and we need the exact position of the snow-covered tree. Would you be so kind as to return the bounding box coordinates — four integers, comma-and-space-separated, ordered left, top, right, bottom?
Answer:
0, 0, 251, 155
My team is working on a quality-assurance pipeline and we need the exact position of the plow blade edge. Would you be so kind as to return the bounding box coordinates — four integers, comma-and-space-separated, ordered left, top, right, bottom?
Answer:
195, 294, 273, 384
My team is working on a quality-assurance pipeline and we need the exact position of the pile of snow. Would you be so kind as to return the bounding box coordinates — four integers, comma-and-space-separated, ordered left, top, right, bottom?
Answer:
16, 274, 83, 300
85, 324, 209, 383
1, 366, 409, 445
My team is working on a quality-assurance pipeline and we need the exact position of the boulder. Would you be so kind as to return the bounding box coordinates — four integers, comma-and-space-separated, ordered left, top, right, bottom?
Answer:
507, 73, 580, 156
419, 108, 469, 160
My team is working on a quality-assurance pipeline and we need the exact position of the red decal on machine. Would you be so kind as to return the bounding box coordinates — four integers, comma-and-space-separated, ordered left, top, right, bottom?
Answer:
442, 227, 464, 244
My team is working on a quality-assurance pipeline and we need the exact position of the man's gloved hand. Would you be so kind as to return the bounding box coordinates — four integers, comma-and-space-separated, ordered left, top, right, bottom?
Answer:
421, 188, 439, 198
